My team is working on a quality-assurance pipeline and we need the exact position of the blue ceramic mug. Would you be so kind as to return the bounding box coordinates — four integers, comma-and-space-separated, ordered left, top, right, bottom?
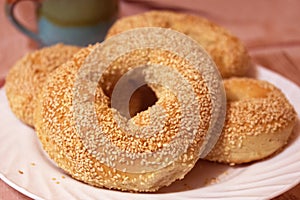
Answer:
5, 0, 119, 46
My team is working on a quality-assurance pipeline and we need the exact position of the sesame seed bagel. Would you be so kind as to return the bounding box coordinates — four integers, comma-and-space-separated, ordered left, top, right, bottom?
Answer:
33, 42, 215, 192
205, 78, 297, 165
106, 10, 252, 78
5, 44, 80, 126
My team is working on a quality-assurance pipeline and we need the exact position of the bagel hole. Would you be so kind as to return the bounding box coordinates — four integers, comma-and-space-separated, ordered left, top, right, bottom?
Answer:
98, 67, 158, 119
129, 84, 158, 118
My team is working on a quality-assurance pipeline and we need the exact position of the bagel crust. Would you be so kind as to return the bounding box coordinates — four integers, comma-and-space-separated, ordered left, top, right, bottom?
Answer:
106, 10, 252, 78
205, 78, 297, 165
5, 44, 80, 126
33, 43, 214, 192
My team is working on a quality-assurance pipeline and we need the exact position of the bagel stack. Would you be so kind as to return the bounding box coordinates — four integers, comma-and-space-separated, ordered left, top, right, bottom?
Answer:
4, 10, 297, 192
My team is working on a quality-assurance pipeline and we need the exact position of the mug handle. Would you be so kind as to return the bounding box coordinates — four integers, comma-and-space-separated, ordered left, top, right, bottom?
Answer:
5, 0, 42, 43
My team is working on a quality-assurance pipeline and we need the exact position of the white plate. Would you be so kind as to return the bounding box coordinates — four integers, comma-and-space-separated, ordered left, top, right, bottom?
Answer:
0, 66, 300, 200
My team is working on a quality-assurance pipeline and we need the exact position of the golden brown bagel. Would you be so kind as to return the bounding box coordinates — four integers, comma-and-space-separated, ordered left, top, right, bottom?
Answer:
5, 44, 80, 126
205, 78, 297, 165
33, 42, 215, 192
106, 10, 252, 78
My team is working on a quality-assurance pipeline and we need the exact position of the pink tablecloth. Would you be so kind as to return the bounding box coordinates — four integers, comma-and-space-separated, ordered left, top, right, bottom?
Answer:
1, 0, 300, 199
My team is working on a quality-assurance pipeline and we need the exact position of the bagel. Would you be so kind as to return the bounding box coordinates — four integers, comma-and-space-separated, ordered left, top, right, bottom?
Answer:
33, 27, 225, 192
205, 78, 297, 165
5, 44, 80, 126
106, 10, 252, 78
